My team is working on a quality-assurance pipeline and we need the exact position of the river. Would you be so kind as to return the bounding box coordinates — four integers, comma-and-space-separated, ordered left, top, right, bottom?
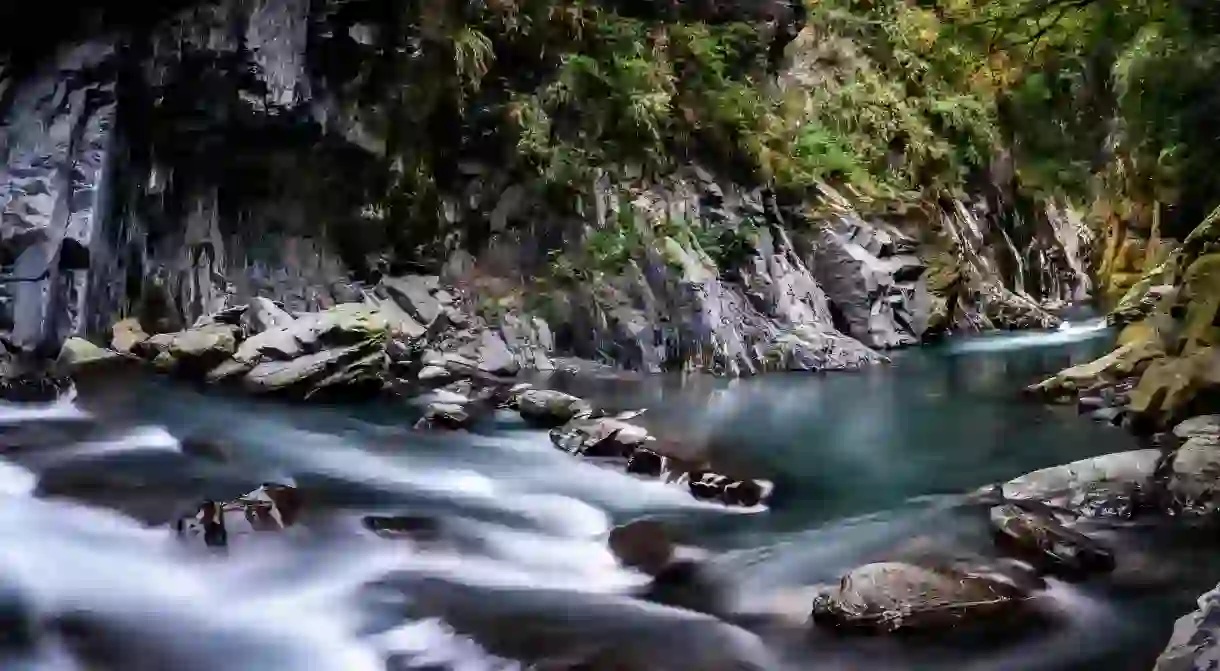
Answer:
0, 317, 1215, 670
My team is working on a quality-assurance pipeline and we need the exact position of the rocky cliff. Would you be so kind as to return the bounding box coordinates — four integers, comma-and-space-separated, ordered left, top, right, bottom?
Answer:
0, 0, 1093, 377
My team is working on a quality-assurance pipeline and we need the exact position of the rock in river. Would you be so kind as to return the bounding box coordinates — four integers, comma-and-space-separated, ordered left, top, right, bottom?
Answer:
1167, 437, 1220, 515
998, 449, 1163, 517
989, 503, 1116, 578
810, 561, 1034, 633
1154, 581, 1220, 671
550, 415, 652, 457
517, 389, 592, 427
175, 484, 302, 549
1175, 415, 1220, 441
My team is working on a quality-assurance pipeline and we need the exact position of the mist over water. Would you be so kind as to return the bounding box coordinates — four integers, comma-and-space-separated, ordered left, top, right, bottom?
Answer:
0, 319, 1213, 670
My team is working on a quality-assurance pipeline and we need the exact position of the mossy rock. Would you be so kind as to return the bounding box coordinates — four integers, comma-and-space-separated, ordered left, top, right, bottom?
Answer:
1027, 340, 1165, 402
1108, 261, 1171, 326
1128, 347, 1220, 424
1174, 253, 1220, 354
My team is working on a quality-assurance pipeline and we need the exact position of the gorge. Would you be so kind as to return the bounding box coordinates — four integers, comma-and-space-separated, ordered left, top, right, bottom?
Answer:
3, 1, 1220, 670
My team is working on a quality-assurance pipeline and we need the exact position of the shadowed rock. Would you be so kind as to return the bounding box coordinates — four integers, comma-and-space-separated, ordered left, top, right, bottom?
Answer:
989, 503, 1116, 578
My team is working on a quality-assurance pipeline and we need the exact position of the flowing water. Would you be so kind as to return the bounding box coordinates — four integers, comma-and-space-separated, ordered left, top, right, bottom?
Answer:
0, 318, 1215, 670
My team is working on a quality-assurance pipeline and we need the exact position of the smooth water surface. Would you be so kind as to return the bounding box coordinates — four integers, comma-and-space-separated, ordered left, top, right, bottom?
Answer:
0, 318, 1213, 670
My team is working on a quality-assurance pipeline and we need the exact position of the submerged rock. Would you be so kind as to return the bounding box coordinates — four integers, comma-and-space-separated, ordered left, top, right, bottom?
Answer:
810, 561, 1033, 633
989, 503, 1116, 578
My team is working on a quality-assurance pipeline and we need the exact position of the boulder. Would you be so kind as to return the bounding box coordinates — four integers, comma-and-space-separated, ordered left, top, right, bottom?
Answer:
477, 330, 520, 377
417, 365, 453, 384
608, 520, 674, 575
1026, 340, 1164, 402
1176, 415, 1220, 441
999, 449, 1162, 513
989, 503, 1116, 578
175, 484, 301, 549
245, 297, 295, 334
625, 448, 667, 477
687, 471, 773, 508
138, 324, 240, 374
414, 402, 473, 431
234, 303, 388, 366
1167, 437, 1220, 515
550, 416, 653, 458
110, 318, 148, 355
243, 342, 382, 396
1129, 347, 1220, 427
518, 389, 593, 427
1154, 582, 1220, 671
380, 275, 443, 326
55, 338, 123, 374
810, 561, 1033, 633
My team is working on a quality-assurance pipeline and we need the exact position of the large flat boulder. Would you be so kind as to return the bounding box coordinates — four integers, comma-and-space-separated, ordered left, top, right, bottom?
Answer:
810, 561, 1034, 633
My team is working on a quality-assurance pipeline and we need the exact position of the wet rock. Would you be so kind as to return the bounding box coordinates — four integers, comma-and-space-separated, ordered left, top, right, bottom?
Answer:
414, 402, 473, 431
175, 484, 301, 549
1154, 581, 1220, 671
607, 520, 725, 616
1000, 449, 1162, 513
1175, 415, 1220, 441
608, 520, 674, 575
518, 389, 592, 427
110, 318, 148, 355
810, 561, 1033, 633
245, 297, 295, 334
501, 383, 533, 410
1167, 437, 1220, 515
686, 471, 772, 508
989, 503, 1116, 578
550, 415, 652, 458
626, 448, 666, 477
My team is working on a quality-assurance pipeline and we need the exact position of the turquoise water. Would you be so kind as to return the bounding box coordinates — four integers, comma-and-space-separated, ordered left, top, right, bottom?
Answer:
0, 318, 1211, 670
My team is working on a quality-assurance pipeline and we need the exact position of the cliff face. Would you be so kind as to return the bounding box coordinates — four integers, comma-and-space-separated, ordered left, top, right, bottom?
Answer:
0, 0, 1094, 374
